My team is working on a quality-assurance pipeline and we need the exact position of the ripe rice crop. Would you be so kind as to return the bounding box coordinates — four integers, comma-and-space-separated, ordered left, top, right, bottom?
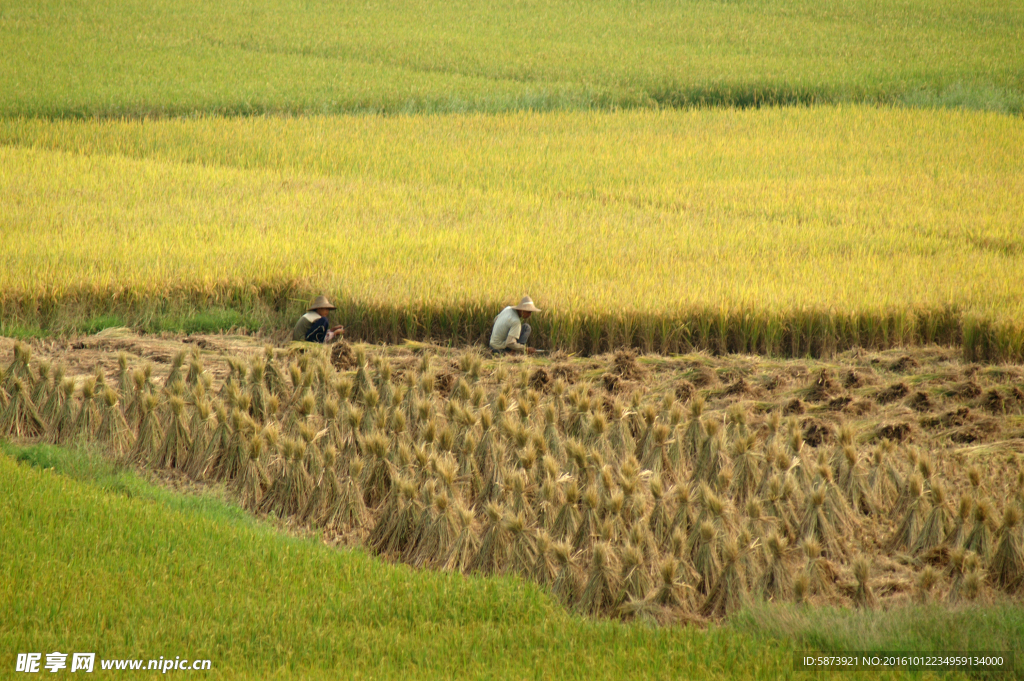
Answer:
2, 108, 1023, 358
1, 0, 1022, 117
4, 340, 1023, 622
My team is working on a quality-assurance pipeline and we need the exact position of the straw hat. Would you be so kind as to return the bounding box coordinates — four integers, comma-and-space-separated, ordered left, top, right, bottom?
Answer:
307, 295, 336, 311
513, 296, 541, 313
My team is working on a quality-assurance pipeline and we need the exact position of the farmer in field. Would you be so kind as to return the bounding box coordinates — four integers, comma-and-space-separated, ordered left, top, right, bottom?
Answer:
489, 296, 541, 355
292, 295, 345, 343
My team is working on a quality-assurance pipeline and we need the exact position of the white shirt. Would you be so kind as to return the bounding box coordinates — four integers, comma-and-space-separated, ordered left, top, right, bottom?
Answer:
489, 306, 523, 350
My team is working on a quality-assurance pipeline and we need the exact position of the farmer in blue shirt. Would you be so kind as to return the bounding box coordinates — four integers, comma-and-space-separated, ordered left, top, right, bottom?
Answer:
292, 295, 345, 343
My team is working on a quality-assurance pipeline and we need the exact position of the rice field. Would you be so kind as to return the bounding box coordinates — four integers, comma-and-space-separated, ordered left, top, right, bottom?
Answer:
2, 0, 1022, 117
3, 336, 1023, 641
1, 108, 1022, 358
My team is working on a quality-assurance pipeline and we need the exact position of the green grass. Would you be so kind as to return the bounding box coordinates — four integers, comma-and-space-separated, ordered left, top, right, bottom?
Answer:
731, 602, 1024, 678
1, 0, 1022, 118
149, 308, 258, 335
80, 314, 126, 335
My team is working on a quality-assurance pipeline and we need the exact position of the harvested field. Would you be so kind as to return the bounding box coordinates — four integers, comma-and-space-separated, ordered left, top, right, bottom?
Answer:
3, 330, 1023, 622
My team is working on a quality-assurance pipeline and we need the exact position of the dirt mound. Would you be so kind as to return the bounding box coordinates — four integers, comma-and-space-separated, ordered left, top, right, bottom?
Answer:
877, 422, 914, 443
602, 373, 636, 395
783, 398, 805, 416
826, 396, 852, 411
686, 366, 719, 388
806, 368, 839, 402
529, 368, 551, 391
330, 341, 357, 370
948, 418, 1000, 444
948, 381, 982, 399
843, 370, 865, 389
435, 371, 457, 397
549, 363, 579, 384
983, 388, 1006, 414
875, 382, 909, 405
722, 377, 755, 397
609, 350, 648, 381
921, 406, 973, 430
802, 419, 832, 448
907, 391, 932, 412
889, 355, 920, 373
844, 399, 874, 416
674, 380, 696, 402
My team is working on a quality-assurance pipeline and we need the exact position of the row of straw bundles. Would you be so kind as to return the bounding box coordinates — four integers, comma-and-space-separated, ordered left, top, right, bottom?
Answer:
3, 341, 1023, 619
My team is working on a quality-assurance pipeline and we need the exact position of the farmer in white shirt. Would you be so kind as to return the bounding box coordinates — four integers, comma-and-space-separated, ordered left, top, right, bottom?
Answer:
489, 296, 541, 354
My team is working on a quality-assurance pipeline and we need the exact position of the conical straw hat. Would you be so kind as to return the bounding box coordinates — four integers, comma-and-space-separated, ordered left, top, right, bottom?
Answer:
307, 295, 336, 311
513, 296, 541, 313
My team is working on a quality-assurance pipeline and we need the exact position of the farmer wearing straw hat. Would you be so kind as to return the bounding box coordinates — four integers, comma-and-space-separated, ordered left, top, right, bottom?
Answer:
292, 295, 345, 343
489, 296, 541, 354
